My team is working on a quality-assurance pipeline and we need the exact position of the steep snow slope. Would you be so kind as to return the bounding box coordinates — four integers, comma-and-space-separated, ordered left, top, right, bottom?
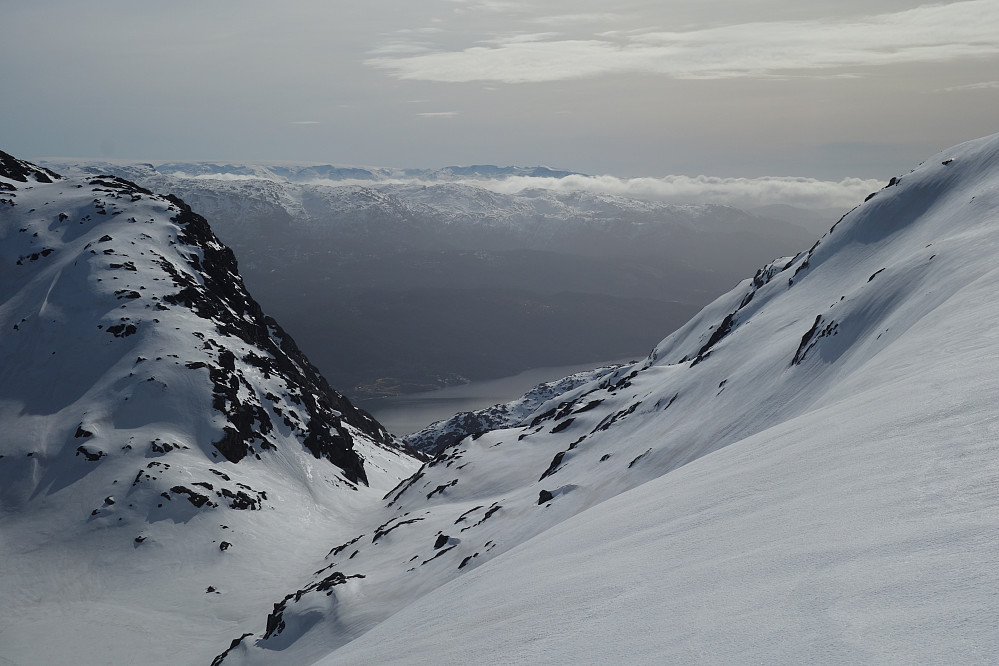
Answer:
0, 152, 419, 665
219, 134, 999, 664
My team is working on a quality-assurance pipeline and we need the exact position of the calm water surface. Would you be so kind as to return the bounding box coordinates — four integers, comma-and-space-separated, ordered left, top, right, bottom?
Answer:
358, 357, 635, 437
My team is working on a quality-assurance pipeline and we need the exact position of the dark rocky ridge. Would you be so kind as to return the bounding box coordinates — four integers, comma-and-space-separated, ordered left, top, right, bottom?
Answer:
0, 149, 61, 184
156, 193, 396, 482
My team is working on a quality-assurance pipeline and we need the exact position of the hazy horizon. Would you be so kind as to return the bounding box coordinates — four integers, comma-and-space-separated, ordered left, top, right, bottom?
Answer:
4, 1, 998, 181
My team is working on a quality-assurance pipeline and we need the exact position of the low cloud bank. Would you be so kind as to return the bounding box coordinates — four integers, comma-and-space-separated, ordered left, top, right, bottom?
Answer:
111, 162, 884, 211
463, 173, 884, 210
314, 173, 884, 211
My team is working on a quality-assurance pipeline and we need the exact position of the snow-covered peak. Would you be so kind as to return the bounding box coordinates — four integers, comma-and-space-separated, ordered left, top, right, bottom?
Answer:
0, 157, 419, 664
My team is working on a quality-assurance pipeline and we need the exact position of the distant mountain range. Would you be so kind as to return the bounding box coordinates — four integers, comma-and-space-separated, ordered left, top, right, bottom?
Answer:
42, 159, 819, 397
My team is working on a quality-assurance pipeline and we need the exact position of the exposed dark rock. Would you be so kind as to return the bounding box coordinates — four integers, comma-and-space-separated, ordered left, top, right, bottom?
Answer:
591, 401, 641, 434
628, 448, 652, 468
421, 544, 457, 566
691, 312, 737, 366
384, 468, 424, 506
426, 479, 458, 499
105, 323, 137, 338
328, 534, 363, 558
550, 417, 575, 434
539, 451, 566, 482
315, 571, 364, 593
372, 516, 425, 543
793, 316, 823, 366
459, 504, 501, 531
219, 487, 263, 510
0, 150, 61, 183
211, 633, 253, 666
170, 485, 214, 508
454, 505, 483, 525
75, 446, 105, 461
572, 399, 603, 414
538, 489, 554, 504
791, 315, 839, 365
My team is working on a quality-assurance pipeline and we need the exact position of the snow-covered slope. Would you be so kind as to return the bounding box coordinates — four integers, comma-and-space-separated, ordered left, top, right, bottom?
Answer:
0, 151, 419, 665
217, 134, 999, 664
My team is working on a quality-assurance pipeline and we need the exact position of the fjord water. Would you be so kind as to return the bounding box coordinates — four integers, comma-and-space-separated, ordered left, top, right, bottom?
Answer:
358, 357, 635, 436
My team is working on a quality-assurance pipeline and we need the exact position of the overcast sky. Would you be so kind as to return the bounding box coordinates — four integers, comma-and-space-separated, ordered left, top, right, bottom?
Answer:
4, 0, 998, 181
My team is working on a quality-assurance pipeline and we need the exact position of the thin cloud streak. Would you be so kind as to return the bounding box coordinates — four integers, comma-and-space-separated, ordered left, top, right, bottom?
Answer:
368, 1, 999, 83
939, 80, 999, 91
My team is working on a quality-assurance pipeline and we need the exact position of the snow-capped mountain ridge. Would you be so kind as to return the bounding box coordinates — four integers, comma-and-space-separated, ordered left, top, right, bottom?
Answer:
0, 151, 419, 664
58, 161, 583, 185
217, 133, 999, 664
46, 159, 807, 254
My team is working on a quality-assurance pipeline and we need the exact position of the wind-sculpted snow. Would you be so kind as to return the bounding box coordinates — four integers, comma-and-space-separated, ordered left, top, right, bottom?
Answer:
217, 133, 999, 664
0, 156, 419, 665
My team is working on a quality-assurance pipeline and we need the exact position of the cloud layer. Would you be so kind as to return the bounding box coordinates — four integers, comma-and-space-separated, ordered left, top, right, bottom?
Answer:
312, 173, 883, 211
455, 174, 884, 210
369, 1, 999, 83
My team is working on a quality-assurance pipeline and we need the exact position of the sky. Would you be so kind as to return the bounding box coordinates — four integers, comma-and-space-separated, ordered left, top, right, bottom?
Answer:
3, 0, 999, 185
